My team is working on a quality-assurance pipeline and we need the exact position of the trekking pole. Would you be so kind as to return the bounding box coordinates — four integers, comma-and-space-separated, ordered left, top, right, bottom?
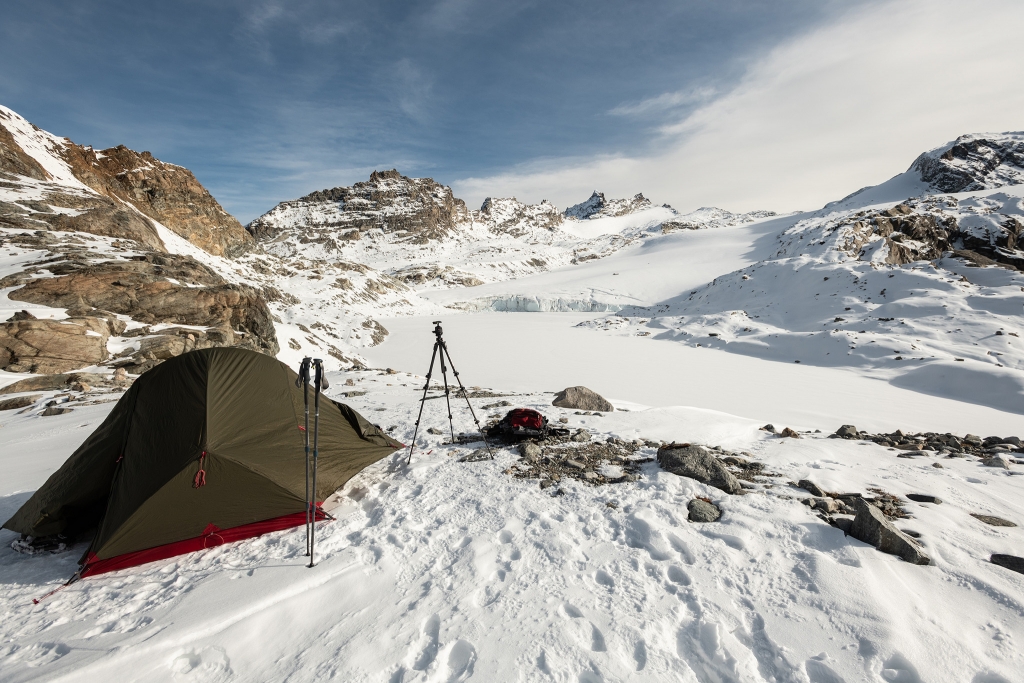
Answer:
309, 358, 328, 568
295, 357, 312, 556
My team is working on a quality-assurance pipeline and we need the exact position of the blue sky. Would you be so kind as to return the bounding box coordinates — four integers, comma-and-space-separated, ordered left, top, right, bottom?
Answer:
2, 1, 1023, 221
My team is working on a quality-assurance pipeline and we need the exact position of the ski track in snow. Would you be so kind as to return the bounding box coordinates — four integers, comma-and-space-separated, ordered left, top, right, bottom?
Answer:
1, 376, 1022, 682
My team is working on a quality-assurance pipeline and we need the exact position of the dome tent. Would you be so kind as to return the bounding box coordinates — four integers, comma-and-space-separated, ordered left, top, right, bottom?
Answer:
4, 347, 402, 578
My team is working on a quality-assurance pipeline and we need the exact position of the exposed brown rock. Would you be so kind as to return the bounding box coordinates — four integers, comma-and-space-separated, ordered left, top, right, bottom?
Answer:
0, 318, 109, 373
59, 144, 253, 256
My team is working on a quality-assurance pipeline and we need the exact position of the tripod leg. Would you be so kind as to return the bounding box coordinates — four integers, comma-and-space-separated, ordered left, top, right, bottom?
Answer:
407, 342, 440, 465
441, 344, 495, 459
438, 342, 456, 444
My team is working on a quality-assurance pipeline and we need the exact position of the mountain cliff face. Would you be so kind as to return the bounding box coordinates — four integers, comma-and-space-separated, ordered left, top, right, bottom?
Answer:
0, 106, 251, 257
1, 105, 277, 376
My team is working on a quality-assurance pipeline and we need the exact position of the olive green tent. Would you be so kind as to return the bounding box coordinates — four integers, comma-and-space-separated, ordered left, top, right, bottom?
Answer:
3, 347, 402, 577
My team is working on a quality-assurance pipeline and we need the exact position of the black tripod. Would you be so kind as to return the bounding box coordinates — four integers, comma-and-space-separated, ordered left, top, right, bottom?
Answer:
296, 357, 329, 568
408, 321, 493, 464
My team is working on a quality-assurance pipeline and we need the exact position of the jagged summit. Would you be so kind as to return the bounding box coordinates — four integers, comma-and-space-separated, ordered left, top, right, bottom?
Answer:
477, 196, 564, 237
911, 132, 1024, 193
564, 191, 654, 220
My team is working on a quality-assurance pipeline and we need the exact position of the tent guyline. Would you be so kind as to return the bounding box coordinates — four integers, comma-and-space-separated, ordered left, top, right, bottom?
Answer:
407, 321, 493, 464
295, 356, 329, 568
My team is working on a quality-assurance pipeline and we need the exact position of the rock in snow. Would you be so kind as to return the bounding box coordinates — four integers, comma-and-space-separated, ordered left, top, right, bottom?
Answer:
552, 386, 614, 412
657, 444, 743, 495
990, 554, 1024, 576
687, 498, 721, 522
850, 499, 931, 565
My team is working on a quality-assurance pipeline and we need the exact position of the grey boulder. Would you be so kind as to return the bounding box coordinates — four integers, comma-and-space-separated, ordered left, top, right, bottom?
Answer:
658, 444, 743, 495
687, 499, 721, 522
850, 499, 931, 565
552, 386, 614, 412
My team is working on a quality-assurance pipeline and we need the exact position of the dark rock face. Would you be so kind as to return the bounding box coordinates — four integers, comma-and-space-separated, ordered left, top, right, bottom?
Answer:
552, 386, 614, 412
850, 498, 931, 565
248, 169, 469, 244
906, 494, 942, 504
657, 444, 743, 495
687, 498, 721, 522
912, 134, 1024, 193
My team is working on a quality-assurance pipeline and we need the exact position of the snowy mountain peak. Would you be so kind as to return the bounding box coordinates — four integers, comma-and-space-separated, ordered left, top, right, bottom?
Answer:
564, 191, 655, 220
660, 206, 777, 232
911, 132, 1024, 194
477, 196, 564, 237
248, 169, 469, 244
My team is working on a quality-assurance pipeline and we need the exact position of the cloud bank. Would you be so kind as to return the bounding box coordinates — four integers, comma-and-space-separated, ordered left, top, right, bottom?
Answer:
453, 0, 1024, 213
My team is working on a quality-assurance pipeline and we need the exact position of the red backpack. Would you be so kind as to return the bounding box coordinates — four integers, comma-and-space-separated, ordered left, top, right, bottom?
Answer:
506, 408, 546, 430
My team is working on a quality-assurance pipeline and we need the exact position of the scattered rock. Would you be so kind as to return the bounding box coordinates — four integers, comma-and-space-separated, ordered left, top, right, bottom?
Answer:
571, 429, 591, 442
833, 517, 854, 535
0, 394, 40, 411
798, 479, 826, 497
6, 310, 35, 321
552, 386, 613, 412
113, 367, 128, 383
760, 424, 777, 433
687, 499, 721, 522
558, 416, 568, 423
779, 427, 800, 438
806, 497, 840, 513
991, 554, 1024, 575
835, 424, 859, 438
850, 499, 931, 565
906, 494, 942, 504
40, 405, 73, 416
983, 455, 1011, 469
519, 442, 542, 462
971, 514, 1017, 527
426, 427, 443, 435
657, 444, 743, 495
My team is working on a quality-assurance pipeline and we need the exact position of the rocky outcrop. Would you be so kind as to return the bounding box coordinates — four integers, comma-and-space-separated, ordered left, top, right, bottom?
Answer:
390, 264, 483, 287
477, 197, 565, 237
60, 144, 252, 256
850, 498, 931, 565
687, 498, 721, 522
911, 133, 1024, 193
0, 317, 110, 373
657, 444, 743, 494
248, 169, 469, 244
1, 193, 166, 251
552, 386, 614, 412
5, 253, 278, 357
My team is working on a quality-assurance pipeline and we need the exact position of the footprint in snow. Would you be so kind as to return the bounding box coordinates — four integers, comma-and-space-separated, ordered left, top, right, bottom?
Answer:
410, 614, 441, 671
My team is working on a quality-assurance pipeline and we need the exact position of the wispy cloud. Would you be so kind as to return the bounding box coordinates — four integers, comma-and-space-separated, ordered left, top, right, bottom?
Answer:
609, 86, 717, 117
455, 0, 1024, 214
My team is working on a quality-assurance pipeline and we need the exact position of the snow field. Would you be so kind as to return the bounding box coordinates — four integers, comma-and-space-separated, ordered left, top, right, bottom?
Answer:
1, 370, 1022, 682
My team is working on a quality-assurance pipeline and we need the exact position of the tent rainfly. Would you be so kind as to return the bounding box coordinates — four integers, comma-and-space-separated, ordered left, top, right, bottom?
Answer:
3, 347, 402, 578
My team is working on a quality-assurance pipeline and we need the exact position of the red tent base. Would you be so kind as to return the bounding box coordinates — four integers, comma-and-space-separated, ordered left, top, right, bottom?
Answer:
80, 509, 327, 578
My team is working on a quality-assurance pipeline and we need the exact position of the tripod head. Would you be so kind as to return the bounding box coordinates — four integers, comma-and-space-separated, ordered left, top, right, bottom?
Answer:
432, 320, 444, 340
